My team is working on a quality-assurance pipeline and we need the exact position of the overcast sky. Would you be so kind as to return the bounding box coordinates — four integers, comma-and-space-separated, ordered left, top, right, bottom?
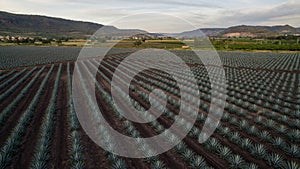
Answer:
0, 0, 299, 32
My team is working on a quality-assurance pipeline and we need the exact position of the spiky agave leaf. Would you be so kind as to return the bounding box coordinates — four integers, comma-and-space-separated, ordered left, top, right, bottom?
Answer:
228, 154, 244, 169
266, 153, 284, 168
251, 144, 267, 160
0, 153, 10, 169
152, 160, 166, 169
190, 155, 207, 169
205, 138, 221, 152
111, 159, 127, 169
288, 129, 300, 143
271, 137, 286, 149
182, 149, 195, 161
241, 138, 253, 151
217, 146, 232, 158
31, 160, 47, 169
230, 132, 242, 144
72, 161, 85, 169
242, 163, 259, 169
285, 144, 300, 158
259, 131, 272, 141
282, 161, 300, 169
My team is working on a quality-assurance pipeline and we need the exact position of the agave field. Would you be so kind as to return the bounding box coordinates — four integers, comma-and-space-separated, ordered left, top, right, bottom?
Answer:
0, 46, 299, 169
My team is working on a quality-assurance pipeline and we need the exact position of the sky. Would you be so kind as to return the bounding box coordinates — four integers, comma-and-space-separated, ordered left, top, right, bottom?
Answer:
0, 0, 299, 33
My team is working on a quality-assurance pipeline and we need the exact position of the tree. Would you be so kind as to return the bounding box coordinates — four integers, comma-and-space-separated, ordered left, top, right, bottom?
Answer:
57, 39, 62, 45
134, 40, 142, 46
42, 39, 51, 44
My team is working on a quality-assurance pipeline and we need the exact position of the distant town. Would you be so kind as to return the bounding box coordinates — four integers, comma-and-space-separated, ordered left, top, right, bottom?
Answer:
0, 35, 71, 45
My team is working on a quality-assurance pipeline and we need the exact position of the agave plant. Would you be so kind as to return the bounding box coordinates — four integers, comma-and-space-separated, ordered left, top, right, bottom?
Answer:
1, 66, 55, 169
0, 68, 37, 104
259, 131, 272, 142
152, 160, 167, 169
249, 104, 258, 112
0, 152, 10, 169
295, 110, 300, 118
189, 127, 200, 138
282, 161, 300, 169
218, 127, 231, 137
277, 125, 288, 133
190, 155, 207, 169
222, 113, 230, 122
229, 117, 238, 126
251, 144, 267, 160
240, 138, 253, 151
228, 154, 245, 169
67, 72, 85, 169
266, 153, 284, 168
238, 120, 249, 130
254, 116, 263, 124
271, 137, 286, 149
287, 129, 300, 143
268, 111, 277, 119
247, 126, 258, 136
237, 108, 246, 117
204, 138, 221, 152
111, 159, 127, 169
31, 160, 48, 169
230, 132, 242, 144
291, 119, 300, 128
175, 142, 187, 154
285, 144, 300, 158
182, 149, 195, 161
245, 163, 260, 169
72, 161, 85, 169
265, 119, 276, 129
217, 146, 232, 159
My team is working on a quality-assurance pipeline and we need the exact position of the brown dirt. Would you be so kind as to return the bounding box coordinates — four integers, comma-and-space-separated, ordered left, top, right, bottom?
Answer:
77, 61, 151, 169
0, 67, 47, 145
49, 64, 71, 169
69, 62, 112, 169
0, 70, 26, 94
130, 89, 229, 169
87, 60, 186, 168
0, 68, 38, 111
106, 58, 298, 167
131, 68, 295, 166
96, 61, 221, 169
145, 69, 300, 164
1, 52, 299, 169
11, 65, 57, 169
0, 70, 17, 84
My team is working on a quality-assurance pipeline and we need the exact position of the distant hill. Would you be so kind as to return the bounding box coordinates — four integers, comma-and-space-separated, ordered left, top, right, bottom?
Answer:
222, 25, 275, 37
0, 11, 146, 38
174, 25, 300, 38
94, 25, 147, 37
1, 11, 299, 39
169, 28, 225, 38
266, 25, 298, 34
222, 25, 300, 37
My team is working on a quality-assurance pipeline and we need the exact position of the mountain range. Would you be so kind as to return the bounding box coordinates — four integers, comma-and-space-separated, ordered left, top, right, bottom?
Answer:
174, 25, 300, 38
0, 11, 299, 38
0, 11, 146, 38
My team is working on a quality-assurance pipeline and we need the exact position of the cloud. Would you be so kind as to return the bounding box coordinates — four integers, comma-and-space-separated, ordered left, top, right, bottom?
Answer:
0, 0, 299, 32
210, 0, 300, 27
